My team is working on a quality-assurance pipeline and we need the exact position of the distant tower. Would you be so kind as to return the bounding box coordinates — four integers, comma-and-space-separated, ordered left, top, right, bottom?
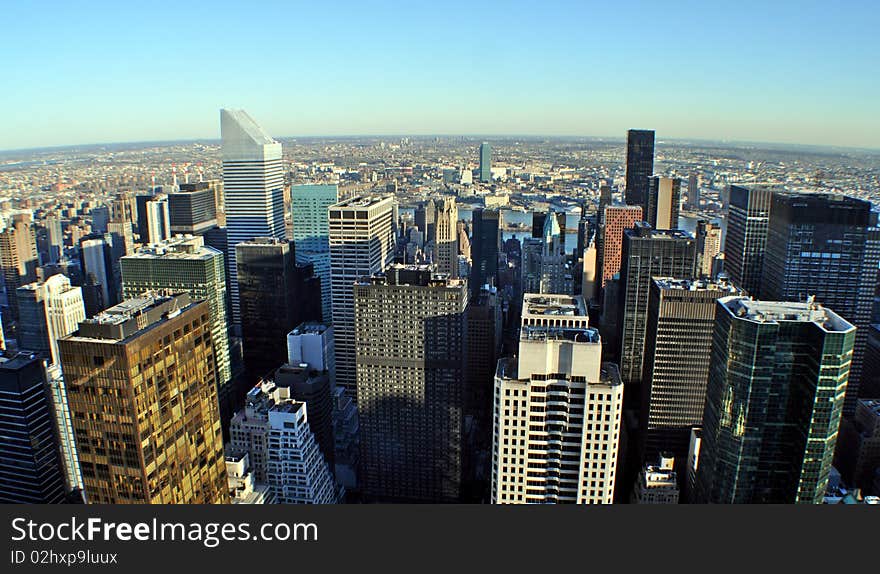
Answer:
646, 176, 681, 230
624, 129, 655, 209
0, 217, 39, 321
469, 209, 500, 297
687, 172, 700, 210
596, 204, 642, 289
695, 220, 723, 278
479, 142, 492, 183
221, 109, 285, 324
432, 197, 459, 277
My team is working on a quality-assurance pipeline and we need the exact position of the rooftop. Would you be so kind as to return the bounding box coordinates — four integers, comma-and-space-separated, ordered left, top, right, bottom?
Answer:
721, 296, 855, 333
520, 326, 600, 344
523, 294, 587, 318
331, 195, 394, 210
125, 235, 219, 260
653, 277, 741, 293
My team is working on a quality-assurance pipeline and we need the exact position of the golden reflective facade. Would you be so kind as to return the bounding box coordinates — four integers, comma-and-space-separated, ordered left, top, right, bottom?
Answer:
59, 294, 228, 504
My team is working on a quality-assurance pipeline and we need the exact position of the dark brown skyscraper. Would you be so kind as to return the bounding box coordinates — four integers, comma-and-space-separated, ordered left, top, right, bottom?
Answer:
624, 129, 655, 209
59, 293, 228, 504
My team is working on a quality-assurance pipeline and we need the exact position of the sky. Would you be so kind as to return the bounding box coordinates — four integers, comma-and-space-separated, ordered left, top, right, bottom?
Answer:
1, 0, 879, 151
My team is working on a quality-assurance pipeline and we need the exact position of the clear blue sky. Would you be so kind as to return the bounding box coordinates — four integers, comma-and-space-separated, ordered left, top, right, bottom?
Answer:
2, 0, 878, 150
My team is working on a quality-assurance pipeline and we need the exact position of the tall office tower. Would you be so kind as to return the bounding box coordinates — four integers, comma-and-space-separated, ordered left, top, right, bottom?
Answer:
687, 172, 700, 210
354, 265, 468, 502
291, 184, 339, 320
221, 109, 285, 324
432, 197, 459, 277
16, 275, 86, 365
168, 182, 219, 235
641, 278, 741, 464
631, 454, 680, 504
617, 224, 696, 398
697, 297, 855, 504
531, 211, 567, 245
329, 195, 396, 396
624, 129, 655, 209
0, 218, 39, 321
470, 208, 500, 298
227, 381, 337, 504
491, 294, 624, 504
106, 221, 134, 303
236, 238, 321, 382
45, 215, 63, 263
598, 180, 613, 216
287, 322, 335, 387
724, 184, 771, 295
479, 142, 492, 183
596, 204, 642, 289
646, 176, 681, 230
80, 237, 114, 308
522, 212, 572, 295
414, 199, 436, 243
695, 220, 723, 278
14, 275, 86, 494
581, 235, 599, 300
135, 192, 156, 239
274, 362, 335, 474
110, 192, 137, 227
836, 399, 880, 495
576, 202, 594, 257
120, 235, 233, 419
762, 192, 880, 414
141, 195, 171, 245
0, 353, 68, 503
58, 293, 228, 504
865, 325, 880, 399
90, 206, 110, 235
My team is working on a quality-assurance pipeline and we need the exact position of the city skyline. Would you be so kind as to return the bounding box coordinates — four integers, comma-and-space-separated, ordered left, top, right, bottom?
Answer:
2, 1, 879, 151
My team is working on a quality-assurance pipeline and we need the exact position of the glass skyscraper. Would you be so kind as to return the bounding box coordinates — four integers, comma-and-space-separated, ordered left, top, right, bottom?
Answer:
291, 183, 339, 321
697, 297, 855, 504
479, 142, 491, 183
624, 129, 655, 209
724, 184, 772, 296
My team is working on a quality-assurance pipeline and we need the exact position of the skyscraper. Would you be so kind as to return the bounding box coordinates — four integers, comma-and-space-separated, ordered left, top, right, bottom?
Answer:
624, 129, 655, 209
617, 224, 697, 397
697, 297, 855, 504
522, 211, 572, 294
59, 293, 228, 504
479, 142, 492, 183
228, 381, 337, 504
724, 184, 771, 295
120, 235, 233, 419
596, 204, 642, 289
641, 278, 741, 464
291, 183, 339, 321
354, 265, 468, 502
168, 182, 219, 235
470, 208, 500, 298
328, 195, 396, 396
80, 237, 114, 309
491, 294, 623, 504
687, 172, 700, 210
274, 362, 335, 474
696, 220, 723, 278
236, 238, 321, 382
762, 192, 880, 414
646, 176, 681, 230
221, 109, 285, 324
141, 195, 171, 245
432, 197, 459, 277
45, 215, 63, 264
0, 217, 39, 321
0, 353, 68, 503
16, 274, 86, 366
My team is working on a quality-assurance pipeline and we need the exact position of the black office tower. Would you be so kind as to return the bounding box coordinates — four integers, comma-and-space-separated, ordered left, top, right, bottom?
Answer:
624, 129, 655, 209
470, 209, 500, 297
762, 192, 880, 414
725, 184, 772, 296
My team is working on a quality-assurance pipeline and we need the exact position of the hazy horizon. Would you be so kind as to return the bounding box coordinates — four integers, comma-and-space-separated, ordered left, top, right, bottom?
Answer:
2, 1, 878, 151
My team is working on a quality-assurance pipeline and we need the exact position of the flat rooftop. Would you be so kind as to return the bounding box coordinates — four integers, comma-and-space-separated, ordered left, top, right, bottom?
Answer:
523, 294, 587, 318
330, 195, 393, 209
721, 297, 854, 333
653, 277, 741, 294
521, 326, 599, 344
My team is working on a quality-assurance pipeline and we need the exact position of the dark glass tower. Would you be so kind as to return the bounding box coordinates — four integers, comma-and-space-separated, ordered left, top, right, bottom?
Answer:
697, 297, 855, 504
0, 353, 67, 503
236, 238, 322, 383
762, 192, 880, 414
617, 223, 697, 402
469, 209, 500, 298
479, 142, 492, 183
624, 129, 655, 209
724, 184, 772, 296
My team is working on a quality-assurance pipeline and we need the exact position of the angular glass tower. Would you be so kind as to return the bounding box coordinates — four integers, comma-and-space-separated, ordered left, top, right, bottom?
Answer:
221, 109, 285, 324
291, 183, 339, 321
479, 142, 492, 183
697, 297, 855, 504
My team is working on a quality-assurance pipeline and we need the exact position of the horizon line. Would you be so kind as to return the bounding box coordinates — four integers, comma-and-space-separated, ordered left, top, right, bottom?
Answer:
2, 134, 879, 156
